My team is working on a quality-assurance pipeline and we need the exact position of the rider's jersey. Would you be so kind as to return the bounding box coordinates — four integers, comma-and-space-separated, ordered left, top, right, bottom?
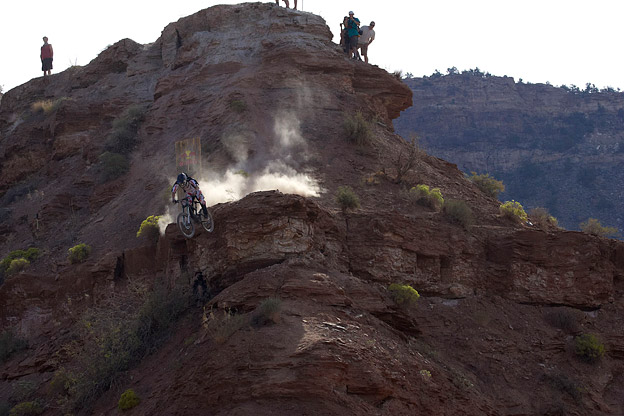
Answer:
172, 178, 201, 200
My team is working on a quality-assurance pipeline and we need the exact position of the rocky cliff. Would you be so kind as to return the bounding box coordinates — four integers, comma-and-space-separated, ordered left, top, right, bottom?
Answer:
1, 4, 623, 416
395, 72, 624, 232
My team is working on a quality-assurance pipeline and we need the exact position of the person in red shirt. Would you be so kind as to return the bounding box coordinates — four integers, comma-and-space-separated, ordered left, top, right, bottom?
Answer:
40, 36, 53, 76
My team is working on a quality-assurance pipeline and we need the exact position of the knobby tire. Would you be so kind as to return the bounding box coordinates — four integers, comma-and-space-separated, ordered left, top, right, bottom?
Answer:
201, 209, 214, 233
177, 212, 195, 238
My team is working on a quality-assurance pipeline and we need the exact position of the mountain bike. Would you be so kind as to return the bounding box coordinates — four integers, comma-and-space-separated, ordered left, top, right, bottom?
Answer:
177, 197, 214, 238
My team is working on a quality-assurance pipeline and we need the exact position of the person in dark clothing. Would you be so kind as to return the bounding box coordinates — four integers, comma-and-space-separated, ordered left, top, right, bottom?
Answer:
40, 36, 53, 76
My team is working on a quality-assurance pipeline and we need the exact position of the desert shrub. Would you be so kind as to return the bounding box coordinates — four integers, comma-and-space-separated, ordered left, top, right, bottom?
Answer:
530, 207, 559, 228
543, 308, 581, 333
574, 333, 605, 363
6, 259, 29, 276
98, 152, 129, 182
47, 368, 75, 400
394, 135, 422, 183
335, 186, 360, 212
64, 282, 189, 409
500, 200, 528, 223
205, 309, 246, 344
1, 248, 40, 275
388, 283, 420, 308
134, 284, 189, 348
579, 218, 619, 237
229, 100, 247, 113
118, 389, 140, 411
344, 111, 373, 146
68, 243, 91, 264
30, 97, 69, 115
543, 372, 582, 403
136, 215, 161, 242
363, 174, 380, 186
251, 297, 282, 327
8, 401, 42, 416
443, 199, 474, 228
104, 104, 146, 154
468, 172, 505, 198
409, 184, 444, 210
11, 380, 38, 404
0, 330, 28, 363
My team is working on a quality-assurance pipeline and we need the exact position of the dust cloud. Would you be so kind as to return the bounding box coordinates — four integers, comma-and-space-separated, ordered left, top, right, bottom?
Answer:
159, 86, 324, 233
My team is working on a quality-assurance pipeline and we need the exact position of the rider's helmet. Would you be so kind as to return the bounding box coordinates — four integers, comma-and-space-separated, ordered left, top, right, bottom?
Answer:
177, 173, 187, 185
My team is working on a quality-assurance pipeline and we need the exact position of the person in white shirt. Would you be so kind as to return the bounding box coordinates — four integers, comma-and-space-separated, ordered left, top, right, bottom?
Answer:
275, 0, 297, 9
358, 21, 376, 63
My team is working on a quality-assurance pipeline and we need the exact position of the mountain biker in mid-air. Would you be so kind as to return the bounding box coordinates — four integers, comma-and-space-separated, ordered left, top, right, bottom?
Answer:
171, 173, 208, 217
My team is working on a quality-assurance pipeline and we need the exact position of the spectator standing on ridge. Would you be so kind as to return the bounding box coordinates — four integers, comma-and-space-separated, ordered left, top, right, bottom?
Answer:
346, 11, 360, 59
40, 36, 53, 77
340, 16, 350, 53
275, 0, 297, 9
358, 21, 376, 63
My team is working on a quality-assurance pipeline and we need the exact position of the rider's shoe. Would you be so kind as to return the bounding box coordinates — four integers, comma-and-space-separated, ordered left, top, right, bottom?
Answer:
202, 205, 208, 217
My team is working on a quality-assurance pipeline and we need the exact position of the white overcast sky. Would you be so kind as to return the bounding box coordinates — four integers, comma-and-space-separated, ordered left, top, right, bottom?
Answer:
1, 1, 623, 93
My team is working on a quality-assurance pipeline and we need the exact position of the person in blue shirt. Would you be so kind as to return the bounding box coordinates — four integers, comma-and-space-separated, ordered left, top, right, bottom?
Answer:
346, 11, 360, 59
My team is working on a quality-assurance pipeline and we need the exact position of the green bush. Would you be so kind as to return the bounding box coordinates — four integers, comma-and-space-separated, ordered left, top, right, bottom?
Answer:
443, 199, 474, 228
574, 333, 605, 362
530, 207, 559, 228
68, 243, 91, 264
1, 248, 40, 275
105, 104, 146, 154
6, 258, 29, 276
8, 401, 42, 416
98, 152, 129, 182
468, 172, 505, 198
388, 283, 420, 307
0, 330, 27, 363
344, 111, 373, 146
229, 100, 247, 113
409, 184, 444, 210
251, 297, 282, 327
500, 200, 528, 223
118, 389, 140, 411
579, 218, 619, 237
136, 215, 161, 241
335, 186, 360, 212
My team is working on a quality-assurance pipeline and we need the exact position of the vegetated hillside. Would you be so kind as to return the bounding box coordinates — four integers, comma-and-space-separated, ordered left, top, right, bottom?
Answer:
395, 71, 624, 232
0, 4, 623, 416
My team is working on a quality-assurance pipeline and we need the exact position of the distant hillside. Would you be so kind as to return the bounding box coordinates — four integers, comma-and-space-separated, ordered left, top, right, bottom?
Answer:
396, 71, 624, 231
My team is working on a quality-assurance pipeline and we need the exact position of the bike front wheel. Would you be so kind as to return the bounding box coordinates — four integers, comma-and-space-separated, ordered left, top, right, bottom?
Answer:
177, 212, 195, 238
200, 209, 214, 233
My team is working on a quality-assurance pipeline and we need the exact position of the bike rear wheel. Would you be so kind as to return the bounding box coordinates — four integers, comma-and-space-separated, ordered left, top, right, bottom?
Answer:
200, 209, 214, 232
177, 212, 195, 238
